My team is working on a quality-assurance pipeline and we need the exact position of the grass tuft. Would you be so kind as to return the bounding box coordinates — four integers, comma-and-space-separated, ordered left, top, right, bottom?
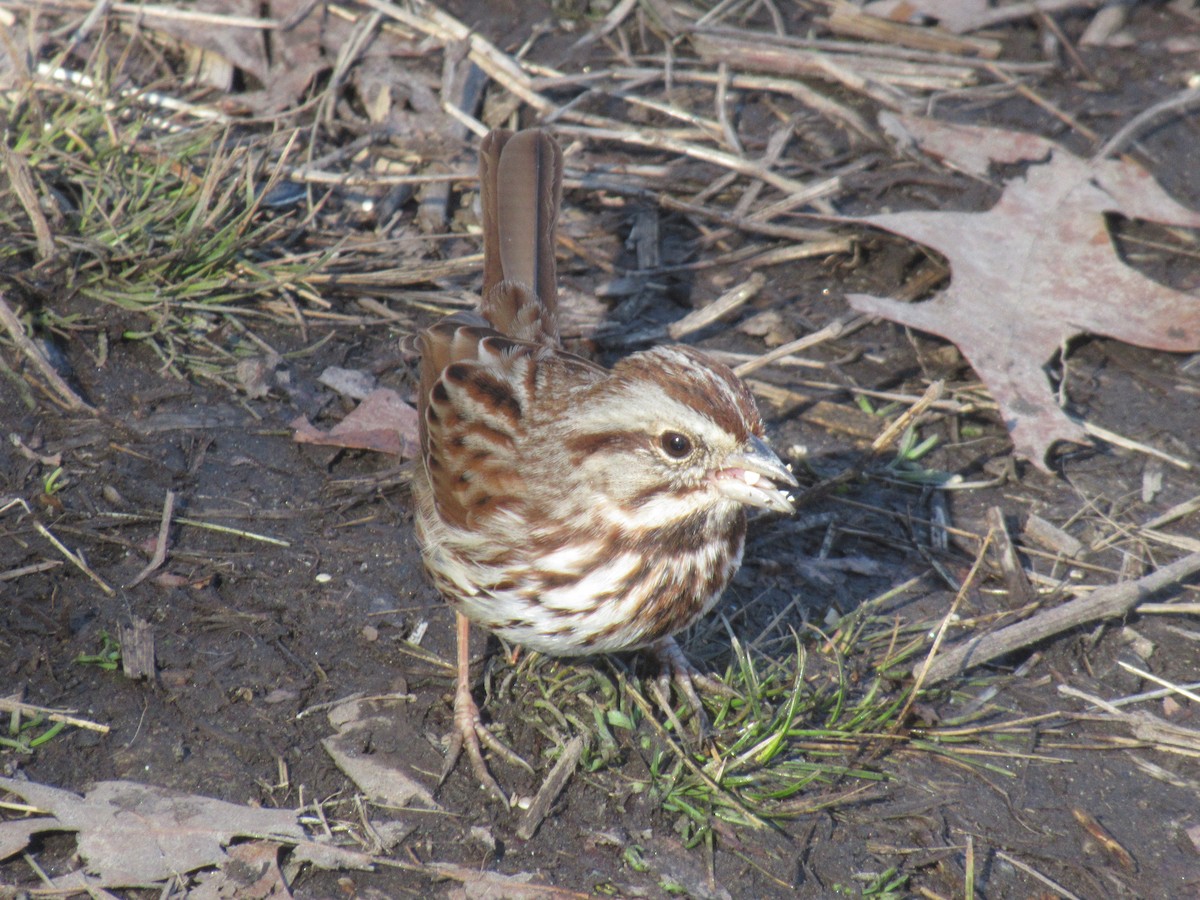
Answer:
2, 55, 323, 382
498, 590, 1045, 850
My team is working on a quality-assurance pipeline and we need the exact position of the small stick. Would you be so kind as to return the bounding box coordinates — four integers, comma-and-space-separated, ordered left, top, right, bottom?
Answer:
0, 292, 96, 414
734, 314, 868, 377
0, 560, 63, 581
552, 123, 819, 197
1117, 662, 1200, 706
1082, 420, 1192, 471
174, 517, 291, 547
994, 851, 1084, 900
1094, 85, 1200, 161
125, 489, 177, 588
32, 520, 114, 595
985, 63, 1098, 141
917, 551, 1200, 685
1035, 9, 1097, 82
105, 2, 278, 28
870, 380, 944, 455
667, 273, 764, 340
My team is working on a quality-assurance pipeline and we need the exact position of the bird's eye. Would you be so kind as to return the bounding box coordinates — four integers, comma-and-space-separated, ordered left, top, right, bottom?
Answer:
659, 431, 694, 459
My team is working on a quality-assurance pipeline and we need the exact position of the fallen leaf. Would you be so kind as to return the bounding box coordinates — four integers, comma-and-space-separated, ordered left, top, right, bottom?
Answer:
0, 777, 303, 886
291, 387, 419, 457
738, 310, 796, 347
0, 777, 375, 888
321, 698, 442, 810
190, 841, 292, 900
432, 862, 586, 899
318, 366, 378, 401
846, 114, 1200, 470
862, 0, 1042, 34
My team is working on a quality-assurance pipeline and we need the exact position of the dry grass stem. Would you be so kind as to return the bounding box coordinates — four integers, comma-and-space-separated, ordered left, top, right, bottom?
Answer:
870, 380, 945, 455
734, 313, 869, 377
125, 489, 177, 589
0, 697, 110, 734
553, 123, 821, 198
993, 850, 1084, 900
1116, 662, 1200, 705
667, 272, 765, 340
1081, 420, 1192, 470
824, 1, 1003, 58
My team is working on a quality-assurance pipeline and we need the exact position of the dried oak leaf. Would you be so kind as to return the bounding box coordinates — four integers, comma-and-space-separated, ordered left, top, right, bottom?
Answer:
0, 777, 371, 888
862, 0, 1038, 34
144, 0, 357, 113
846, 114, 1200, 471
291, 387, 420, 457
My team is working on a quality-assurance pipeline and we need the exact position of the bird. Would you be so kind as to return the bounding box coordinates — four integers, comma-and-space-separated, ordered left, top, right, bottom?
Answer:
412, 128, 797, 802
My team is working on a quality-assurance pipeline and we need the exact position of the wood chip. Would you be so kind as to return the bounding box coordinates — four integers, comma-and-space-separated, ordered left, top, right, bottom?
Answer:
1022, 513, 1084, 559
118, 619, 157, 682
516, 734, 585, 841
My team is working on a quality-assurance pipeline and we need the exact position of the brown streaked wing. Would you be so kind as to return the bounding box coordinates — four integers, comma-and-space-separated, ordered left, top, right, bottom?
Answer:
423, 340, 539, 531
416, 312, 489, 453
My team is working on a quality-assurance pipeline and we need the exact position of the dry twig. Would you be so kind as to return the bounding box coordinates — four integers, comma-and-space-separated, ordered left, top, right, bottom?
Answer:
918, 552, 1200, 684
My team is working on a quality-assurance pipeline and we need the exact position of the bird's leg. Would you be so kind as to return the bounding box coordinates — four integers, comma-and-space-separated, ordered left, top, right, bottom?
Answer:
441, 612, 532, 804
650, 636, 739, 738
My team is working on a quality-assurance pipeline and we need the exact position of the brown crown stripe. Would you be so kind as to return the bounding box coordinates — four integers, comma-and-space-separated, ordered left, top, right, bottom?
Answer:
666, 373, 758, 441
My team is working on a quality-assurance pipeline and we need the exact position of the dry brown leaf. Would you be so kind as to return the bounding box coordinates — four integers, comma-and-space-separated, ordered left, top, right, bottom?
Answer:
291, 387, 419, 457
847, 114, 1200, 471
190, 841, 292, 900
432, 862, 589, 899
141, 0, 359, 113
321, 698, 442, 810
0, 777, 374, 888
861, 0, 1086, 34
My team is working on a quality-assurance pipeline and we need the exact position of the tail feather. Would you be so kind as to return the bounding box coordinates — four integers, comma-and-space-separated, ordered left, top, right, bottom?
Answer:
479, 129, 563, 345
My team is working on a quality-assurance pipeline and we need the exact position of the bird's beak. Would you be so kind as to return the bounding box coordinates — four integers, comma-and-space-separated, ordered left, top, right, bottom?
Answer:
714, 434, 798, 515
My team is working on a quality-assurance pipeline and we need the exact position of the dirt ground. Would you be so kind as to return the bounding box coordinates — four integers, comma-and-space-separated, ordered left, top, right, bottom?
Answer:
3, 2, 1200, 898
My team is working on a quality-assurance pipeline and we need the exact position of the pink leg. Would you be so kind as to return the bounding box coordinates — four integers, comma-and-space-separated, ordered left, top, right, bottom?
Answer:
441, 613, 531, 804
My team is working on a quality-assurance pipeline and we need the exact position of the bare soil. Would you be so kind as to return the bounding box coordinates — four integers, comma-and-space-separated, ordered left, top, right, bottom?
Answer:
3, 2, 1200, 898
